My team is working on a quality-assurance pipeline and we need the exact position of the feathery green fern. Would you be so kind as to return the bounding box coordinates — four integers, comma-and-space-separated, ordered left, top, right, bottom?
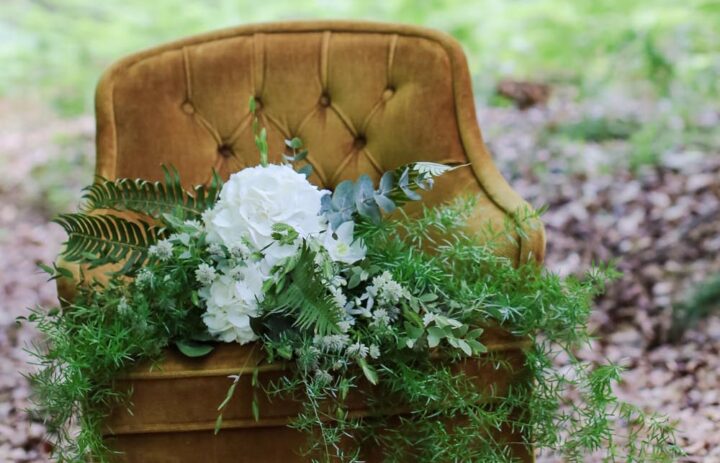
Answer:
263, 246, 342, 336
54, 213, 162, 274
82, 166, 222, 218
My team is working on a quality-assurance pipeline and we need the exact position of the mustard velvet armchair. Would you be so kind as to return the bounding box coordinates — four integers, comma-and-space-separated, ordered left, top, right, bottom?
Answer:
68, 20, 544, 462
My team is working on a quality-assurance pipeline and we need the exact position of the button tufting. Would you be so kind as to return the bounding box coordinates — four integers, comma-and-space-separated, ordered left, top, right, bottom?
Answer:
253, 96, 263, 110
382, 86, 395, 100
218, 144, 234, 158
319, 93, 331, 107
181, 101, 195, 114
353, 136, 367, 150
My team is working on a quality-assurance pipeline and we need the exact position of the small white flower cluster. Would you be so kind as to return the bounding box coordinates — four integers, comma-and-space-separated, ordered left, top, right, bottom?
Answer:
367, 271, 410, 307
343, 271, 409, 328
148, 239, 173, 261
308, 334, 382, 383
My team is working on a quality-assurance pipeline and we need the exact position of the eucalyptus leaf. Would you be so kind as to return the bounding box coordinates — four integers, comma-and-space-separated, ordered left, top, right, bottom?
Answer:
378, 171, 394, 195
294, 149, 309, 162
285, 137, 303, 149
374, 193, 396, 213
298, 164, 313, 178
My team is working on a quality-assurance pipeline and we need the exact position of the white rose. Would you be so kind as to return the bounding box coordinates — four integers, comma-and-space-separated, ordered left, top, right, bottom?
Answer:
205, 164, 327, 253
322, 221, 366, 264
199, 262, 265, 344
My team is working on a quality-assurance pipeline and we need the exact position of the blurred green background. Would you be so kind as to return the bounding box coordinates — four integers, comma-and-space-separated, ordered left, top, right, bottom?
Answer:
2, 0, 719, 116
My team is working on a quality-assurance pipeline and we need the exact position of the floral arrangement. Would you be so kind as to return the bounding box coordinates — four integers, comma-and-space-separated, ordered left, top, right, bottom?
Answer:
25, 100, 682, 462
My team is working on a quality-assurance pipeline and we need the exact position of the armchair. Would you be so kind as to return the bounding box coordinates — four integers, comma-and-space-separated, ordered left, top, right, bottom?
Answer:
70, 20, 544, 462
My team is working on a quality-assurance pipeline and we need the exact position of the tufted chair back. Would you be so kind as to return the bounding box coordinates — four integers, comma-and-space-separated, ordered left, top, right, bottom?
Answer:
95, 21, 544, 264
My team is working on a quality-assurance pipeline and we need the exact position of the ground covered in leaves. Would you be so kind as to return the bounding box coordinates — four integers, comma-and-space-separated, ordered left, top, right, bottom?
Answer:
1, 90, 718, 461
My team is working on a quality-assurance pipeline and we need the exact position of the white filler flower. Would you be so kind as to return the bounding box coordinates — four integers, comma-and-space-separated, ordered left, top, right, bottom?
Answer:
205, 164, 326, 254
199, 262, 265, 344
322, 221, 366, 264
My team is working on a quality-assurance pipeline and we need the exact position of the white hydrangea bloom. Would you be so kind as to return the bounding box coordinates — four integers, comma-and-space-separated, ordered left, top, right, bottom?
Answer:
204, 164, 326, 252
199, 261, 266, 344
322, 221, 366, 264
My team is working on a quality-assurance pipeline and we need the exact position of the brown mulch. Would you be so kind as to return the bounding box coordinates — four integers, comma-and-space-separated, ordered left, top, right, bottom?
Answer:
1, 93, 719, 461
481, 97, 720, 461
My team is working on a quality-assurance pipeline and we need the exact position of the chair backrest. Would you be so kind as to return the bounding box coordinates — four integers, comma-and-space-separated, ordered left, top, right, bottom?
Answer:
95, 21, 544, 264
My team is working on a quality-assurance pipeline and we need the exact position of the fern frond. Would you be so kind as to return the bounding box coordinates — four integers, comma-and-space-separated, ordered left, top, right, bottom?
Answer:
82, 166, 222, 219
265, 247, 341, 336
54, 213, 162, 274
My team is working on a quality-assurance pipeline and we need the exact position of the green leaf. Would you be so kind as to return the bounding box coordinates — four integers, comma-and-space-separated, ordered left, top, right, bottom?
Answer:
374, 193, 396, 213
214, 414, 223, 435
348, 272, 362, 289
251, 398, 260, 422
297, 164, 313, 178
285, 137, 303, 149
277, 345, 293, 360
358, 357, 378, 385
427, 326, 445, 348
217, 380, 239, 411
37, 263, 55, 275
55, 266, 74, 280
293, 149, 309, 162
378, 171, 394, 195
175, 340, 215, 358
354, 174, 381, 223
248, 95, 256, 114
404, 321, 424, 339
467, 328, 485, 339
466, 339, 487, 354
448, 337, 472, 356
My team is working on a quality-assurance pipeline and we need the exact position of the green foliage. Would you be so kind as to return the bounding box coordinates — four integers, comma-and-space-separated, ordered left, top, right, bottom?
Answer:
321, 163, 461, 228
670, 273, 720, 342
29, 173, 682, 462
553, 117, 641, 142
3, 0, 718, 112
25, 209, 212, 461
24, 268, 206, 461
262, 245, 342, 336
82, 166, 222, 218
53, 212, 161, 273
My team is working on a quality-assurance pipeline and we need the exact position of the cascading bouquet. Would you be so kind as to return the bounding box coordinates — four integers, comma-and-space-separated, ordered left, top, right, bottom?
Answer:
26, 102, 682, 462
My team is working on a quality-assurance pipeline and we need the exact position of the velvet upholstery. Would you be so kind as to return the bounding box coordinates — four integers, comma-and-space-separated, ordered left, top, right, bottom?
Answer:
63, 20, 545, 462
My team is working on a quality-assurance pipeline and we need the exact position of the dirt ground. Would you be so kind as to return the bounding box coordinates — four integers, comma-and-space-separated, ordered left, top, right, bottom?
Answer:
1, 93, 718, 461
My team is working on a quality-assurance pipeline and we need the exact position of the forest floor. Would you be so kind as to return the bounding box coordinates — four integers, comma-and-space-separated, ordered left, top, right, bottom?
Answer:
1, 90, 718, 461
